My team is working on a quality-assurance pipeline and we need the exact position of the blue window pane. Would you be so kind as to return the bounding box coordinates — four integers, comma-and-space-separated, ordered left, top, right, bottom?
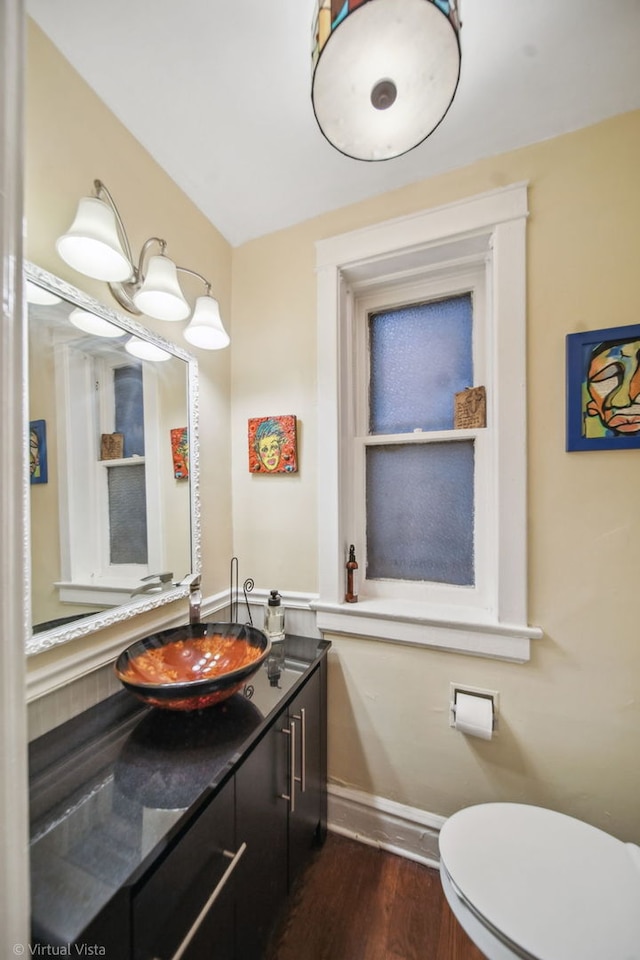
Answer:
114, 364, 145, 458
366, 441, 474, 585
369, 295, 472, 434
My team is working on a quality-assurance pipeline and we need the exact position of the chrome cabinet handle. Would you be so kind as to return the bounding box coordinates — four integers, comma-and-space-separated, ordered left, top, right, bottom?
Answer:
279, 721, 297, 813
155, 841, 247, 960
293, 707, 306, 793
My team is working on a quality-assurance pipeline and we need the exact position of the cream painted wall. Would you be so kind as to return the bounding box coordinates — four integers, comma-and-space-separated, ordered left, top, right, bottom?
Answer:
232, 111, 640, 842
25, 20, 234, 612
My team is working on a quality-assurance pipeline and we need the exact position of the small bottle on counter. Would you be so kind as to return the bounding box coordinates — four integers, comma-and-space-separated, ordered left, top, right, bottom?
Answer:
345, 544, 358, 603
264, 589, 285, 642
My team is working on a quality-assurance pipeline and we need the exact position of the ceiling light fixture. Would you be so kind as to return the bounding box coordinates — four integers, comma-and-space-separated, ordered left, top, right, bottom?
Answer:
311, 0, 461, 161
56, 180, 230, 350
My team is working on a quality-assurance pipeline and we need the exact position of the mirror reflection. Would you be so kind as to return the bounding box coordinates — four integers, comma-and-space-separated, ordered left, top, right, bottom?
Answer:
26, 264, 198, 646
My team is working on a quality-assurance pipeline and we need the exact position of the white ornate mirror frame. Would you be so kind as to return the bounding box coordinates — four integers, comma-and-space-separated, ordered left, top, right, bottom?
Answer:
24, 262, 202, 664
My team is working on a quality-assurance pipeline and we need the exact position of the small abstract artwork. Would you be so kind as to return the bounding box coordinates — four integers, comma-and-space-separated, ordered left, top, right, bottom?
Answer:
170, 427, 189, 480
566, 323, 640, 451
248, 415, 298, 474
30, 419, 48, 484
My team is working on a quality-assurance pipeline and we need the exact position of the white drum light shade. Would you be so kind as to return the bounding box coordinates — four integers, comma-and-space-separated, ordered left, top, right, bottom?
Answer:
68, 308, 125, 338
56, 197, 132, 281
183, 296, 230, 350
124, 337, 172, 362
311, 0, 461, 161
132, 255, 190, 321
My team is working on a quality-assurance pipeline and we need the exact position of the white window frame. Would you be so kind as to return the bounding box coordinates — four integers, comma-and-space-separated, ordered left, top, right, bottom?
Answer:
313, 183, 542, 662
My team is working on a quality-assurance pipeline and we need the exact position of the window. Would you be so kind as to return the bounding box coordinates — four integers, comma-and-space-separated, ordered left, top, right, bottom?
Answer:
54, 342, 165, 606
314, 184, 541, 661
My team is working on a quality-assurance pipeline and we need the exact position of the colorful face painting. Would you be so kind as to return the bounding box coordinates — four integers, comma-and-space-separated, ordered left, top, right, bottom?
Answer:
248, 416, 298, 474
170, 427, 189, 480
566, 324, 640, 451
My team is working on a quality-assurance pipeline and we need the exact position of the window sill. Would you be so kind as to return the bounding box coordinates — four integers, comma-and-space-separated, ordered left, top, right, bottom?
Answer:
56, 580, 162, 607
311, 598, 542, 663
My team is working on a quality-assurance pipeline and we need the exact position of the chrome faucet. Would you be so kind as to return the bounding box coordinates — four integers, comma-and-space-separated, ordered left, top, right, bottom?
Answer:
130, 571, 173, 597
180, 573, 202, 624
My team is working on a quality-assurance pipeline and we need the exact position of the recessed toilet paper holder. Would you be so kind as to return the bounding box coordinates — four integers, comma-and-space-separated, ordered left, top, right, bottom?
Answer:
449, 683, 500, 734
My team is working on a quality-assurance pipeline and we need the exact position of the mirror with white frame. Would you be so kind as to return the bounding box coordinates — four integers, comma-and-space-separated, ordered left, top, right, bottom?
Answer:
25, 262, 200, 657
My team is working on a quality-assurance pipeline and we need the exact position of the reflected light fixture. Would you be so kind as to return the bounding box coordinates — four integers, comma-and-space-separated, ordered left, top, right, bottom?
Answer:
311, 0, 461, 161
25, 280, 61, 306
56, 180, 230, 350
124, 337, 172, 362
69, 308, 125, 339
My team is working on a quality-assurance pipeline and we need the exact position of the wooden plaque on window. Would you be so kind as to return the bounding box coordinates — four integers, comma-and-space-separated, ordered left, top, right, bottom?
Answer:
100, 432, 124, 460
454, 386, 486, 429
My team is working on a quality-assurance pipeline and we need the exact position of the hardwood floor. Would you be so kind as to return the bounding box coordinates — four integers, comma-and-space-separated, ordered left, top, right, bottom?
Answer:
265, 833, 486, 960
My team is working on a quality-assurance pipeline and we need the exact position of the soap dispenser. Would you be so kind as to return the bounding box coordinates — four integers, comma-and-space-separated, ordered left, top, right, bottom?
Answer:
264, 589, 285, 642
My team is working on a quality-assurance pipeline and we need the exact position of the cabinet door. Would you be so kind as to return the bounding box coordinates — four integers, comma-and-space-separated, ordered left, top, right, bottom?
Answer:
133, 777, 240, 960
287, 666, 324, 885
235, 721, 289, 960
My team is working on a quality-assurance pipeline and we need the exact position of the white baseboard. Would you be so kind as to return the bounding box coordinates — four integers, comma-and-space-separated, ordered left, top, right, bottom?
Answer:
327, 783, 445, 869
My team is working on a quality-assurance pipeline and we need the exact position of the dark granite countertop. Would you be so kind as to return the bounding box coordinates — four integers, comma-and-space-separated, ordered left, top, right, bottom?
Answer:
29, 633, 330, 946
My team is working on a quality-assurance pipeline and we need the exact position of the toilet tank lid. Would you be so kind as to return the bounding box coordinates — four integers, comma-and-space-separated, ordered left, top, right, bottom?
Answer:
439, 803, 640, 960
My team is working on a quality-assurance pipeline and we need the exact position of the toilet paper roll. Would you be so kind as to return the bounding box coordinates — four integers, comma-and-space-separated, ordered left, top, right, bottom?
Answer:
455, 692, 493, 740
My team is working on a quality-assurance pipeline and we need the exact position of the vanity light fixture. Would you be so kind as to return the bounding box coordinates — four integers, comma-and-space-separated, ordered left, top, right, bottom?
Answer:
311, 0, 462, 161
183, 296, 230, 350
56, 180, 230, 350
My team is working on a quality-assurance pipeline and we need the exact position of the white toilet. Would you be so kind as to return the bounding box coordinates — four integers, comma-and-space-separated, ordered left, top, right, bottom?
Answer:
439, 802, 640, 960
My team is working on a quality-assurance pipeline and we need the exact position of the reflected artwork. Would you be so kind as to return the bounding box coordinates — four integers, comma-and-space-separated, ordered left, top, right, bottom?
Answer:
30, 419, 48, 484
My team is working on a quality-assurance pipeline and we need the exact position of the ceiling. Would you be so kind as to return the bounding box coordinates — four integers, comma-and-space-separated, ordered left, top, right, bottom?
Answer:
26, 0, 640, 247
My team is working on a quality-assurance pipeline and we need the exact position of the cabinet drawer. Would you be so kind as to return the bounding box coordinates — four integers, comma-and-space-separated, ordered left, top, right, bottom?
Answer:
133, 777, 240, 960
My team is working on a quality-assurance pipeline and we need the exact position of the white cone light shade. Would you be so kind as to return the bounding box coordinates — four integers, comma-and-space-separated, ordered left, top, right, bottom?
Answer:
56, 197, 132, 281
311, 0, 461, 161
183, 296, 230, 350
69, 308, 124, 338
124, 337, 172, 362
132, 255, 190, 321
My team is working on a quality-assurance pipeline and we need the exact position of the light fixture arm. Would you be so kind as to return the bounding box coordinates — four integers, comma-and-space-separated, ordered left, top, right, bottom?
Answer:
92, 180, 172, 314
58, 179, 229, 347
175, 265, 212, 297
93, 179, 136, 270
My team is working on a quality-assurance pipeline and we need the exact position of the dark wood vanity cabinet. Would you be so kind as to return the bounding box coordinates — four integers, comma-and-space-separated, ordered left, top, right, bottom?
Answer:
234, 664, 326, 960
29, 638, 329, 960
286, 666, 325, 886
133, 777, 238, 960
136, 662, 327, 960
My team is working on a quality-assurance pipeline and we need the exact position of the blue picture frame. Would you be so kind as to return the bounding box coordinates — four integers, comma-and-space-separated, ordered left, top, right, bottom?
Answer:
30, 419, 48, 483
566, 323, 640, 451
